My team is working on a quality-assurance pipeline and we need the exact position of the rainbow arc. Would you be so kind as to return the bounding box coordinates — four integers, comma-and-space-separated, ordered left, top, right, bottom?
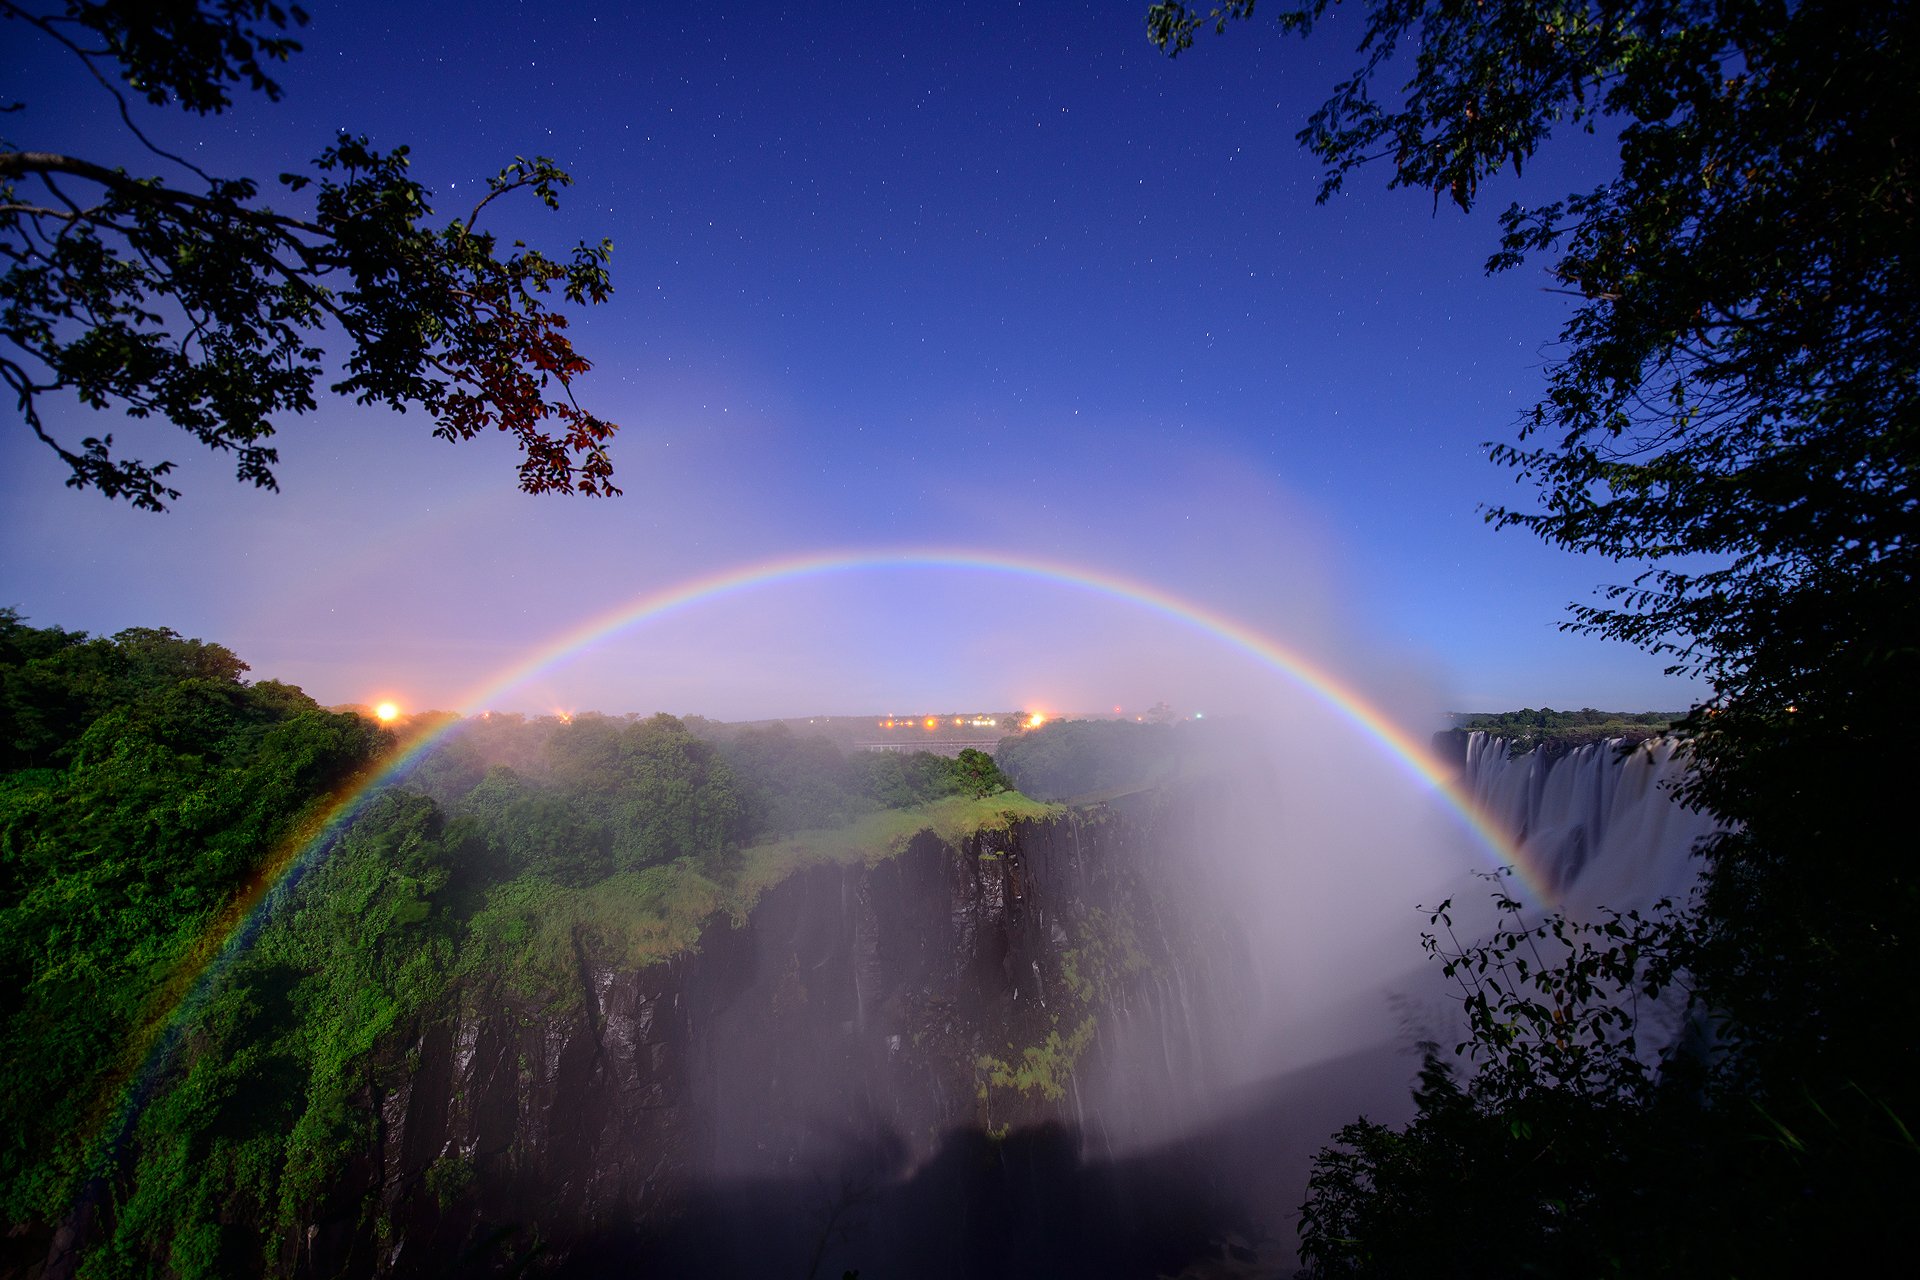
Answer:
88, 547, 1533, 1169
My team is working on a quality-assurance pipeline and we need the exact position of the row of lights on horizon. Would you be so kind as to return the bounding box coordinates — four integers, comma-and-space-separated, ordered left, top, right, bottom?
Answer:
876, 713, 1049, 731
874, 708, 1204, 730
368, 705, 1201, 729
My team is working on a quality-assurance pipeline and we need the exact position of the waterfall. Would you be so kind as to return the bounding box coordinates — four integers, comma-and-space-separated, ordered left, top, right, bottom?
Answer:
1460, 732, 1722, 913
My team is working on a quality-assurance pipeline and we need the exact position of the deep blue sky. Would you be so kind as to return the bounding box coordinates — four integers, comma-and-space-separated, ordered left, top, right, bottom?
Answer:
0, 0, 1701, 720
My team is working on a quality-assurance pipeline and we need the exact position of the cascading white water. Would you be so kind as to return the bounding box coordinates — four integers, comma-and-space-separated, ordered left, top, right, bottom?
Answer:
1363, 731, 1731, 1073
1460, 731, 1723, 914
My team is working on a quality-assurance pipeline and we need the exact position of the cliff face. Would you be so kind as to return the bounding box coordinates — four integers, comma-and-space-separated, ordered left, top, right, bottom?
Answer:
315, 795, 1253, 1278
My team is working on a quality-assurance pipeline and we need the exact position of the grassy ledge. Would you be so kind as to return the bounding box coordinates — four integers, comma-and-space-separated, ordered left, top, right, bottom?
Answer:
464, 791, 1064, 998
730, 791, 1064, 915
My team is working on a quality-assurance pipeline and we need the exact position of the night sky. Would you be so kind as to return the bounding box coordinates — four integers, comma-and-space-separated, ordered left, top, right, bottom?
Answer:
0, 0, 1700, 721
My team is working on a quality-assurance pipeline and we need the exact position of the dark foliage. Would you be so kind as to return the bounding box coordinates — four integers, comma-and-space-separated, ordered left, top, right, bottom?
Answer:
1152, 1, 1920, 1271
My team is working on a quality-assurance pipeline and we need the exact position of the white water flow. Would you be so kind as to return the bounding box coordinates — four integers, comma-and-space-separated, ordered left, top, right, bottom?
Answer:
1460, 732, 1723, 915
1368, 731, 1732, 1072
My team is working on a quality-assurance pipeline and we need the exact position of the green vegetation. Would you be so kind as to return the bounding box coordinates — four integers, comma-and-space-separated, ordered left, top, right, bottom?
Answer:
732, 791, 1061, 916
1444, 708, 1681, 754
1155, 2, 1919, 1272
0, 612, 1050, 1274
951, 747, 1011, 799
458, 864, 723, 1002
973, 903, 1150, 1129
102, 790, 475, 1275
976, 1015, 1097, 1107
413, 711, 1023, 857
1059, 907, 1151, 1008
0, 610, 388, 1228
1299, 874, 1700, 1275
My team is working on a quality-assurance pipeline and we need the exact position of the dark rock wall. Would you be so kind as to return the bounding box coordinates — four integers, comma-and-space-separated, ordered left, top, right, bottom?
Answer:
325, 795, 1252, 1276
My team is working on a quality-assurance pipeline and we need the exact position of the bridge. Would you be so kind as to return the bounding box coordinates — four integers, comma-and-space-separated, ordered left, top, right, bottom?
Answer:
850, 734, 1004, 758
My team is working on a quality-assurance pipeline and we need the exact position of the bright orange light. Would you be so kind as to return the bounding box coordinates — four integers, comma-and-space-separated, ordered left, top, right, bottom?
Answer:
374, 701, 400, 723
554, 709, 574, 724
1026, 712, 1047, 729
923, 716, 937, 730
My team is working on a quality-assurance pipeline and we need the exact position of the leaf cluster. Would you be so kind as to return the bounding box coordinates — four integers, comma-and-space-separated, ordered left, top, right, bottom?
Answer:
35, 1, 313, 116
1151, 3, 1916, 698
97, 790, 478, 1276
1299, 879, 1702, 1277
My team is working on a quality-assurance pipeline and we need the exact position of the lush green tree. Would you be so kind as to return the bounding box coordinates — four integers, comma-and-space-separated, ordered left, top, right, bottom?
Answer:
1150, 0, 1919, 1269
714, 721, 866, 835
458, 764, 611, 885
546, 713, 746, 874
0, 616, 387, 1223
852, 747, 967, 809
93, 789, 477, 1276
951, 747, 1010, 799
1, 0, 619, 508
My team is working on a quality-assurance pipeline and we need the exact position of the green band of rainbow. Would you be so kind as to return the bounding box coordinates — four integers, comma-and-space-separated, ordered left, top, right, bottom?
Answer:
89, 546, 1531, 1181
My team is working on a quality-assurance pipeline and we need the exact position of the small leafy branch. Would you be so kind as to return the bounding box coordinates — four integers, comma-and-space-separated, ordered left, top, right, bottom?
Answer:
1425, 869, 1689, 1107
1298, 871, 1698, 1276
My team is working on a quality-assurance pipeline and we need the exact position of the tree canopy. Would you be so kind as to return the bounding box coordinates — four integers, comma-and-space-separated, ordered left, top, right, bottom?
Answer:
0, 613, 1043, 1269
1152, 1, 1919, 1270
0, 0, 620, 509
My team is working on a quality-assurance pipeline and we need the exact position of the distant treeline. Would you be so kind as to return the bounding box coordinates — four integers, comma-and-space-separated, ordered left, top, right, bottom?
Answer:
1442, 707, 1684, 754
0, 613, 1013, 1273
406, 711, 1011, 875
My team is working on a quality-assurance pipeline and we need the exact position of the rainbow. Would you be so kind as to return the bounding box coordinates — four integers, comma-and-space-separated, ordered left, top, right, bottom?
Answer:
88, 547, 1530, 1175
460, 548, 1526, 873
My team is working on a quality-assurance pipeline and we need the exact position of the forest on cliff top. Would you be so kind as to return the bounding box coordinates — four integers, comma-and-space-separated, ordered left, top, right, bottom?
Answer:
0, 612, 1054, 1276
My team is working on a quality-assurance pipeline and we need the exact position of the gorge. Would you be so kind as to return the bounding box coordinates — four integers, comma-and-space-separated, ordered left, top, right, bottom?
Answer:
0, 620, 1715, 1280
282, 730, 1714, 1278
